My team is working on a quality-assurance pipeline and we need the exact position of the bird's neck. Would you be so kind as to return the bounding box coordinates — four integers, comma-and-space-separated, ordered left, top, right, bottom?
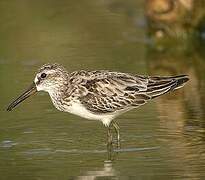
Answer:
47, 82, 73, 111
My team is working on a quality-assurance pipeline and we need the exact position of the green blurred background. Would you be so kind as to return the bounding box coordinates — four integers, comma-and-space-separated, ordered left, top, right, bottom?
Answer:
1, 0, 205, 179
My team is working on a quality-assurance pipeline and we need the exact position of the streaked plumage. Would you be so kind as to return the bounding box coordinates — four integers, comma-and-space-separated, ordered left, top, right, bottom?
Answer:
7, 63, 189, 144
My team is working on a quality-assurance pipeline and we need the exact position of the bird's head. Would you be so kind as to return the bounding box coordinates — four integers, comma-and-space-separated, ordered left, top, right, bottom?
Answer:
35, 64, 68, 92
7, 63, 68, 111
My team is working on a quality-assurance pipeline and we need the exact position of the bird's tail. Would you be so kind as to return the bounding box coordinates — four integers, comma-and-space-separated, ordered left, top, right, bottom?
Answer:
146, 75, 189, 99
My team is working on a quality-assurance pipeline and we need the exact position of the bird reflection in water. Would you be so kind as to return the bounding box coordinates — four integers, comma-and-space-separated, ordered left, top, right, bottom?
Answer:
76, 158, 116, 180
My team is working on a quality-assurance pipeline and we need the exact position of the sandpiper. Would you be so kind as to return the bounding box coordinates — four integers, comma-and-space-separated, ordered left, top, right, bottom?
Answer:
7, 64, 189, 144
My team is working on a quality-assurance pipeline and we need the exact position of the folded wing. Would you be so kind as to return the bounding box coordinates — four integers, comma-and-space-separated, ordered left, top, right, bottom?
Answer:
70, 71, 189, 114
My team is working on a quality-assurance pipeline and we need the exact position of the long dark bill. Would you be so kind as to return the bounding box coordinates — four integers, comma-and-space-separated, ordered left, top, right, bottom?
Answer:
7, 82, 37, 111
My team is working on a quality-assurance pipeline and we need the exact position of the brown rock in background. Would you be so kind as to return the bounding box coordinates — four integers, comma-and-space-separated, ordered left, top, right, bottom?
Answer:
145, 0, 205, 38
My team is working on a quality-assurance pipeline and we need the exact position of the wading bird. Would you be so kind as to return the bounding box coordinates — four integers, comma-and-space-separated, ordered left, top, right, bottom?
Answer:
7, 64, 189, 144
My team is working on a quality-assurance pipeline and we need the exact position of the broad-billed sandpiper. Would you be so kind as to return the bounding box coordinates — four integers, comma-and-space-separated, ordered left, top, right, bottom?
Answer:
7, 64, 189, 144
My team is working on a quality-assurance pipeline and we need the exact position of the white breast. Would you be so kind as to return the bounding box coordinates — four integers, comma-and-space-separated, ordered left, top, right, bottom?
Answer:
48, 90, 115, 126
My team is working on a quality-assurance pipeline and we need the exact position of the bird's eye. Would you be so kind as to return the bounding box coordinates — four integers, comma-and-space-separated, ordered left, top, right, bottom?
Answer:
40, 73, 47, 78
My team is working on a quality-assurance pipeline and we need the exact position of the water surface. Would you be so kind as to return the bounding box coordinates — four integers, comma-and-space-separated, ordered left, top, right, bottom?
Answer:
0, 0, 205, 179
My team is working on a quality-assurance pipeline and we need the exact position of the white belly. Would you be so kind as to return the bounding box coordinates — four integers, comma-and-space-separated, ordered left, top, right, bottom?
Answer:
64, 101, 114, 126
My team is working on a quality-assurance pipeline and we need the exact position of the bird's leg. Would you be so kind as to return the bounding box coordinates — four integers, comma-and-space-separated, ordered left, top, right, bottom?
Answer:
105, 125, 114, 162
112, 121, 120, 141
106, 139, 113, 162
112, 121, 121, 148
107, 126, 113, 145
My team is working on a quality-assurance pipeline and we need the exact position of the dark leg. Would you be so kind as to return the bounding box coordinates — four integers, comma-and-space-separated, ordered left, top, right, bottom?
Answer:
105, 125, 114, 162
112, 121, 120, 142
107, 126, 113, 145
106, 140, 113, 162
112, 121, 120, 148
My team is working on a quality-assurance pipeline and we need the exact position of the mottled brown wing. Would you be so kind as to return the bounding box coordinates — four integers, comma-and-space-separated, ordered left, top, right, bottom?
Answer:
72, 71, 189, 114
146, 75, 189, 98
73, 71, 151, 114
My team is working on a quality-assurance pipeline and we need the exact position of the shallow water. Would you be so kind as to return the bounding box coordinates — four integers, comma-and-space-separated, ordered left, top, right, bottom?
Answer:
1, 0, 205, 179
